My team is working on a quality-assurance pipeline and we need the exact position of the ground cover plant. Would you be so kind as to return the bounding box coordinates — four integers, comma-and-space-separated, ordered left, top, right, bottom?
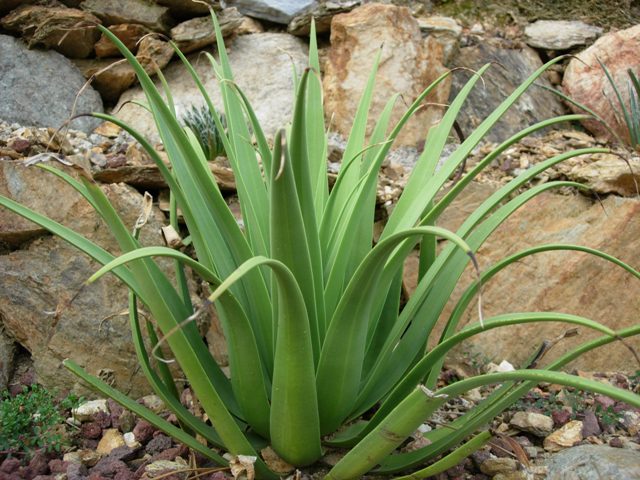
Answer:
0, 385, 80, 457
1, 14, 640, 479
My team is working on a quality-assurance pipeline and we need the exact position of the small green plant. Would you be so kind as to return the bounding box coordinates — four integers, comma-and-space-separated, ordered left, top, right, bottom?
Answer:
0, 385, 81, 456
181, 104, 226, 160
2, 13, 640, 480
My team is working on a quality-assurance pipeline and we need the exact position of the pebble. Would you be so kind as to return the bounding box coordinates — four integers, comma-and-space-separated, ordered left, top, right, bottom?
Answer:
479, 457, 518, 476
97, 429, 127, 455
510, 411, 554, 437
73, 399, 109, 422
63, 449, 101, 467
544, 420, 584, 452
145, 459, 188, 479
140, 394, 165, 413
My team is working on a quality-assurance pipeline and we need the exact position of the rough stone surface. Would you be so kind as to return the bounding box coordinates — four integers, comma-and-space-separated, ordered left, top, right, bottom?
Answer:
563, 24, 640, 145
0, 5, 101, 58
417, 16, 462, 65
287, 0, 358, 36
323, 3, 450, 147
524, 20, 603, 51
94, 24, 151, 58
227, 0, 315, 24
0, 34, 103, 133
115, 33, 307, 144
156, 0, 221, 18
0, 161, 91, 245
544, 420, 584, 452
170, 8, 244, 54
80, 0, 174, 32
76, 35, 174, 102
73, 58, 138, 103
0, 324, 15, 391
450, 42, 565, 143
412, 192, 640, 371
0, 179, 170, 397
567, 154, 640, 196
510, 411, 554, 437
480, 457, 518, 476
545, 445, 640, 479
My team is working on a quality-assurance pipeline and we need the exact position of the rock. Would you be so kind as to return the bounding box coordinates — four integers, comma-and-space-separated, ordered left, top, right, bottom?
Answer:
97, 429, 126, 455
73, 399, 110, 421
0, 5, 101, 58
76, 35, 174, 102
510, 411, 554, 437
80, 421, 103, 439
287, 0, 359, 36
0, 34, 103, 133
73, 59, 138, 102
417, 16, 462, 65
227, 0, 315, 24
170, 8, 244, 54
479, 457, 518, 476
449, 42, 565, 143
140, 394, 165, 413
123, 432, 141, 448
524, 20, 603, 51
156, 0, 220, 18
115, 33, 307, 144
0, 160, 91, 245
433, 191, 640, 371
563, 25, 640, 145
235, 15, 264, 35
552, 409, 572, 427
323, 3, 450, 147
544, 420, 584, 452
136, 35, 174, 73
0, 175, 172, 397
567, 154, 640, 196
145, 434, 173, 455
94, 24, 151, 58
546, 445, 640, 479
132, 420, 155, 444
63, 449, 101, 467
145, 460, 187, 479
80, 0, 174, 33
581, 410, 601, 437
0, 324, 15, 391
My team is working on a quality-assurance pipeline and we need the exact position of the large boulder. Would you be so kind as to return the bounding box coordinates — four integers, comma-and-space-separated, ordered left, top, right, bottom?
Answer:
0, 35, 103, 133
115, 33, 308, 144
546, 445, 640, 479
433, 191, 640, 371
0, 5, 101, 59
449, 42, 566, 143
323, 3, 450, 148
0, 166, 171, 397
563, 24, 640, 145
227, 0, 315, 24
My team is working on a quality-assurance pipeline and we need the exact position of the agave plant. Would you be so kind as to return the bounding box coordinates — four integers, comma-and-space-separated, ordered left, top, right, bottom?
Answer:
181, 103, 227, 160
2, 14, 639, 479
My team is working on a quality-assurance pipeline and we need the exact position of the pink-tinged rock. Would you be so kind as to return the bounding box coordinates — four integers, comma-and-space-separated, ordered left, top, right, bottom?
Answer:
563, 24, 640, 145
323, 3, 450, 147
422, 191, 640, 371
